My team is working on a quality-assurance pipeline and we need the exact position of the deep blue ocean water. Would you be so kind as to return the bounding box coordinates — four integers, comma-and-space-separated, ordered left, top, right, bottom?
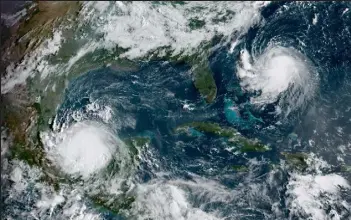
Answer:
3, 1, 351, 219
52, 3, 351, 218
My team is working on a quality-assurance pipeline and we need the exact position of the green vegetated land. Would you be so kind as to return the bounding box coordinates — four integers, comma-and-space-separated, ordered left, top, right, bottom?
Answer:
175, 121, 271, 153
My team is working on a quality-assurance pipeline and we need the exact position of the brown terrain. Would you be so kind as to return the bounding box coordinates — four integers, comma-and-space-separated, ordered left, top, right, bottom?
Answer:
1, 1, 81, 150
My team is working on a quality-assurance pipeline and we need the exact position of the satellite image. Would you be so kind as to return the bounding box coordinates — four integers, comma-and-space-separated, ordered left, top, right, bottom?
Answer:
1, 1, 351, 219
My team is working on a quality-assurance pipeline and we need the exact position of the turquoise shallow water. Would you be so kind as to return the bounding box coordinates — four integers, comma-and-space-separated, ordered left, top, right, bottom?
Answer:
59, 2, 351, 218
2, 1, 351, 219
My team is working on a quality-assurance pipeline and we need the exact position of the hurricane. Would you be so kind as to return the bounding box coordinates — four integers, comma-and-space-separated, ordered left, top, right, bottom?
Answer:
42, 121, 128, 179
237, 45, 318, 117
1, 1, 351, 220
